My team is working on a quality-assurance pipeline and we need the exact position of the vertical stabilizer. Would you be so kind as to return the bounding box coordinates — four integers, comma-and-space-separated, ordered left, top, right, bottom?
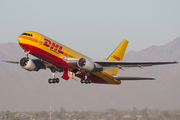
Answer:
107, 39, 129, 74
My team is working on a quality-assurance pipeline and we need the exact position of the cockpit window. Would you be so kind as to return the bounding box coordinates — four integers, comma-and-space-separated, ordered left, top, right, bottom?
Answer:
21, 33, 33, 37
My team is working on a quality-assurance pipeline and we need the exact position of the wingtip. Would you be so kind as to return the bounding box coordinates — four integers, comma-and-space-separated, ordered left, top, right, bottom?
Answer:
1, 60, 19, 64
145, 77, 155, 80
174, 61, 178, 63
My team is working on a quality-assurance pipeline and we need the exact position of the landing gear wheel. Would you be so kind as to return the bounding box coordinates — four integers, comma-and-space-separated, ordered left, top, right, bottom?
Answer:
81, 79, 86, 84
85, 79, 89, 84
53, 79, 56, 83
88, 79, 92, 84
56, 78, 59, 83
48, 78, 54, 84
48, 79, 52, 84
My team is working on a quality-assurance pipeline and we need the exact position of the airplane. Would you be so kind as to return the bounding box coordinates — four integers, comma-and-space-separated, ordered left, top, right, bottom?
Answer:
2, 31, 178, 85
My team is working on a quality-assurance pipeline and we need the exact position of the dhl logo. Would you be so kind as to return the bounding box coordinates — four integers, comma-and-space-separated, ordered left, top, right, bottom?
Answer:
111, 55, 120, 61
43, 38, 63, 53
43, 38, 74, 58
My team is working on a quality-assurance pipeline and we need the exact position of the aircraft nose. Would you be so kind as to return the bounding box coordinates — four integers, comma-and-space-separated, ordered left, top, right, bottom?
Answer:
18, 35, 23, 46
18, 33, 29, 51
18, 35, 22, 44
18, 32, 32, 45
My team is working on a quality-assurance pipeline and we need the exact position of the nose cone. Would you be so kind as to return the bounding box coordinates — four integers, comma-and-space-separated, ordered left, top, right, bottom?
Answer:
18, 32, 34, 51
18, 35, 22, 44
18, 32, 32, 46
18, 34, 25, 47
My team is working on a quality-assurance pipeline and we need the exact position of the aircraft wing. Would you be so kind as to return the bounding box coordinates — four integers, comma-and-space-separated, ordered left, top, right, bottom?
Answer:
93, 60, 178, 69
2, 60, 19, 64
2, 59, 50, 70
113, 76, 155, 80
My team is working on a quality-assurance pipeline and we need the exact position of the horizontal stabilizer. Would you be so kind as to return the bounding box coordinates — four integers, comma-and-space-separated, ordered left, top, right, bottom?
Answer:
113, 76, 155, 80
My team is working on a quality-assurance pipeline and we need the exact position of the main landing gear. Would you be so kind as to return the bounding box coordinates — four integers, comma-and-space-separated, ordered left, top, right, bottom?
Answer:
80, 75, 92, 84
48, 78, 59, 84
49, 68, 60, 84
81, 79, 92, 84
81, 75, 92, 84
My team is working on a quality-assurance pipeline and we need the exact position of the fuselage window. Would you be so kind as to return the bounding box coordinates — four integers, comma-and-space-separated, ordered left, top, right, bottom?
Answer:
21, 33, 33, 37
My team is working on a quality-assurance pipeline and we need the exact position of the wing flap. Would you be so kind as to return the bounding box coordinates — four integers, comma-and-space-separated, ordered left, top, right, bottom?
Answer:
113, 76, 155, 80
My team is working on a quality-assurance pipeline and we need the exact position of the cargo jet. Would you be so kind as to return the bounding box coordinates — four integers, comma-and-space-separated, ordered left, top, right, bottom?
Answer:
3, 31, 178, 84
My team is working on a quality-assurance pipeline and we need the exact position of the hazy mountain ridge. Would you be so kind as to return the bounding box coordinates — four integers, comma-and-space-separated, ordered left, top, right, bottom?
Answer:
124, 37, 180, 61
0, 38, 179, 111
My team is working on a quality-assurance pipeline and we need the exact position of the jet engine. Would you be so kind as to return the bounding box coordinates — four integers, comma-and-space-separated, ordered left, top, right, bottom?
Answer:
19, 57, 38, 71
77, 58, 96, 73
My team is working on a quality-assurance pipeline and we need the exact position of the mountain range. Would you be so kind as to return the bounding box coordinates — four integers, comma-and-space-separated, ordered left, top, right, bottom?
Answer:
0, 37, 180, 111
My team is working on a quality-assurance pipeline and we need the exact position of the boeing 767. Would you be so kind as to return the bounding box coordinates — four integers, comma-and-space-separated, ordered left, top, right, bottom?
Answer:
3, 31, 178, 84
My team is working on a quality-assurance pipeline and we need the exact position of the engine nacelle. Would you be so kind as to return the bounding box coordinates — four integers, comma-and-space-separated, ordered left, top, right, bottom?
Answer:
19, 57, 38, 71
77, 58, 96, 73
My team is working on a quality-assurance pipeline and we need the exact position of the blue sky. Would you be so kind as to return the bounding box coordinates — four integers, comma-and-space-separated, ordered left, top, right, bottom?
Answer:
0, 0, 180, 59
